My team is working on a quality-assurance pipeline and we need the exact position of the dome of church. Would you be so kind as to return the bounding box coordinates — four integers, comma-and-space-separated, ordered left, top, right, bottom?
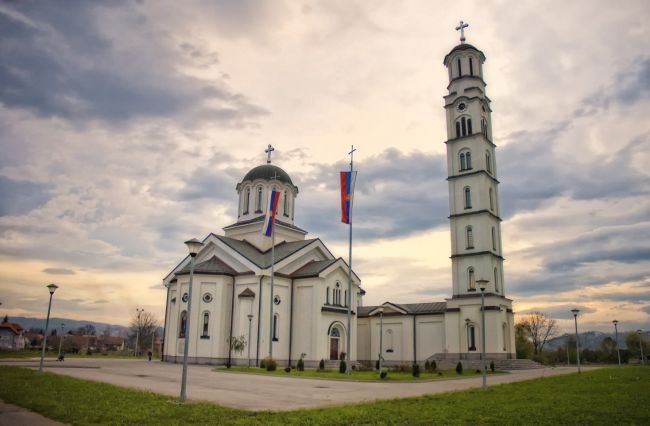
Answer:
242, 164, 293, 185
443, 43, 485, 65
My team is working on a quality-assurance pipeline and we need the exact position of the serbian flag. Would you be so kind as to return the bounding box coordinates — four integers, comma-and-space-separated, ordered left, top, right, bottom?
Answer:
262, 190, 281, 237
340, 171, 357, 224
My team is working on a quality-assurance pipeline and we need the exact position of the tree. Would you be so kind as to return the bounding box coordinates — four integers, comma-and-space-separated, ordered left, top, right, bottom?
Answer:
516, 312, 558, 355
515, 323, 534, 359
227, 335, 247, 355
625, 332, 649, 360
2, 315, 8, 323
128, 311, 159, 356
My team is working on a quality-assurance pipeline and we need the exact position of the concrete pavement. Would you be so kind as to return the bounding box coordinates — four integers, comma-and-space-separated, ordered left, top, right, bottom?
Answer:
0, 401, 66, 426
1, 358, 591, 411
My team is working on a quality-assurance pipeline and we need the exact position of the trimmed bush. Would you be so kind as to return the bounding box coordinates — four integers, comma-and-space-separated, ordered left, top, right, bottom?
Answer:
475, 369, 481, 373
424, 360, 430, 372
339, 360, 347, 374
260, 359, 266, 369
438, 371, 443, 376
375, 359, 380, 370
456, 361, 463, 374
490, 361, 495, 372
412, 364, 420, 378
431, 360, 437, 371
297, 358, 305, 372
284, 367, 291, 373
380, 370, 388, 379
318, 359, 325, 371
264, 357, 277, 371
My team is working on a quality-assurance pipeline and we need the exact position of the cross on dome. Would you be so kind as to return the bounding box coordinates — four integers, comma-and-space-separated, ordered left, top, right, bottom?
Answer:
265, 144, 275, 164
455, 20, 469, 43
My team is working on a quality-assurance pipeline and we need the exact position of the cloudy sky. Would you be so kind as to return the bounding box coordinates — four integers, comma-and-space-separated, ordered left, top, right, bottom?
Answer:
0, 0, 648, 334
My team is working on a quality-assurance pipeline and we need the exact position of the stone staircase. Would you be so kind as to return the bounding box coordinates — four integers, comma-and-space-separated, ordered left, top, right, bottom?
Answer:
427, 356, 544, 371
492, 358, 544, 370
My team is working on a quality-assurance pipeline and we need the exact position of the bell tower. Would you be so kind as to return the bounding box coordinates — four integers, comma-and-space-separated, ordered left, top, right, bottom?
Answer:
443, 24, 504, 298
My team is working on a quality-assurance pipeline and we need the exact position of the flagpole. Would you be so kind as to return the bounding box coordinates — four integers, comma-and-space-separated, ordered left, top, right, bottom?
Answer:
346, 145, 355, 374
269, 200, 276, 360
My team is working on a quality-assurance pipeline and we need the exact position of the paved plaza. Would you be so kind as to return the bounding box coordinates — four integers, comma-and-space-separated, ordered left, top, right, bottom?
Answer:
1, 358, 592, 411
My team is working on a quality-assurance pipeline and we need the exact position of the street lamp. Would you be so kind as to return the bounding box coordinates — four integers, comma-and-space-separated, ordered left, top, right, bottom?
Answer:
477, 278, 489, 390
564, 333, 570, 366
638, 330, 645, 365
571, 309, 581, 374
180, 238, 203, 402
58, 323, 65, 360
612, 320, 621, 367
39, 283, 59, 372
134, 308, 144, 357
247, 314, 254, 368
378, 307, 384, 376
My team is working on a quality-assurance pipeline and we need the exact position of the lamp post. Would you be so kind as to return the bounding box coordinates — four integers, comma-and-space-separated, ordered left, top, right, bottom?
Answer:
134, 308, 144, 357
247, 314, 254, 368
39, 283, 58, 372
180, 238, 203, 402
564, 333, 570, 366
612, 320, 621, 367
477, 278, 489, 390
378, 307, 384, 376
571, 309, 581, 374
638, 330, 645, 365
58, 323, 65, 360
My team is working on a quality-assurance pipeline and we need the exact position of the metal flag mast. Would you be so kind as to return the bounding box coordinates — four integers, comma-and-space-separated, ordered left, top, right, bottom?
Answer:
346, 145, 356, 374
267, 153, 279, 360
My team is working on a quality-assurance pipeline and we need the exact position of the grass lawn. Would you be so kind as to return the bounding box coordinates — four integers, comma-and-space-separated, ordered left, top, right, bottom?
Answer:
0, 365, 648, 425
216, 366, 495, 381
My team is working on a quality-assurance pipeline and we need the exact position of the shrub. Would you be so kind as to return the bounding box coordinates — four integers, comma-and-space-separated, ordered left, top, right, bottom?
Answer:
424, 360, 430, 372
225, 362, 231, 369
431, 360, 437, 371
284, 367, 291, 373
375, 359, 380, 370
297, 358, 305, 372
339, 360, 347, 374
438, 371, 443, 376
412, 363, 420, 377
475, 369, 481, 373
380, 370, 388, 379
456, 361, 463, 374
260, 358, 266, 369
490, 361, 495, 372
263, 357, 277, 371
319, 359, 325, 371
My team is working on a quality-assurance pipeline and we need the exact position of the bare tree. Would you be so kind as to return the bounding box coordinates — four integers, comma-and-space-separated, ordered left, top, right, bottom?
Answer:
128, 311, 159, 356
517, 312, 558, 354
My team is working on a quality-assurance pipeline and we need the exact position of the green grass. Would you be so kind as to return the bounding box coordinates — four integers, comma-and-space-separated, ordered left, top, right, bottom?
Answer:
0, 365, 648, 425
216, 366, 491, 381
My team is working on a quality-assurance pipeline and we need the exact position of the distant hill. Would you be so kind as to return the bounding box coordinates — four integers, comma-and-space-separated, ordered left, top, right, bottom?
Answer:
3, 316, 129, 336
545, 330, 649, 351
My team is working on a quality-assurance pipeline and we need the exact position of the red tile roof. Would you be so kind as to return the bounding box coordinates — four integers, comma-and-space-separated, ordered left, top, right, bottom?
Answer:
0, 322, 25, 335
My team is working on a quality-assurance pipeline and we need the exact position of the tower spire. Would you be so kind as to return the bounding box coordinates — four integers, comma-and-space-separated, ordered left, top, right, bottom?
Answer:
455, 20, 469, 43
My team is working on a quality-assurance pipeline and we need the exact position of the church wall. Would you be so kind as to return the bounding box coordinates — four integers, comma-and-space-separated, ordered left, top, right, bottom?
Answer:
416, 316, 445, 361
292, 281, 315, 361
231, 279, 259, 363
356, 318, 370, 362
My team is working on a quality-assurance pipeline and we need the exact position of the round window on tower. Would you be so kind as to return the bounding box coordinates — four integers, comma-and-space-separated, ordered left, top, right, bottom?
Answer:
182, 293, 189, 303
273, 295, 281, 305
202, 293, 213, 303
456, 102, 467, 113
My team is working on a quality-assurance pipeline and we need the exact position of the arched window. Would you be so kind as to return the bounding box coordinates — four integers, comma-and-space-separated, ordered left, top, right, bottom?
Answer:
283, 190, 289, 216
344, 290, 348, 307
468, 267, 476, 291
273, 314, 279, 341
468, 325, 476, 350
464, 187, 472, 209
461, 117, 467, 136
460, 152, 466, 170
466, 226, 474, 249
201, 312, 210, 338
386, 329, 394, 352
255, 186, 263, 212
469, 57, 474, 76
335, 282, 341, 305
179, 310, 187, 338
456, 117, 472, 138
457, 58, 462, 77
494, 267, 499, 293
467, 118, 472, 135
456, 121, 461, 138
486, 151, 492, 173
481, 118, 488, 138
489, 188, 494, 211
244, 188, 250, 214
466, 151, 472, 169
492, 227, 497, 251
326, 287, 330, 304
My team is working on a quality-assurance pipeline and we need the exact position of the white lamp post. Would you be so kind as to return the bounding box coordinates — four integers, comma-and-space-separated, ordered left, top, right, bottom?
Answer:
378, 307, 384, 377
247, 314, 254, 368
638, 330, 645, 365
58, 323, 65, 360
571, 309, 581, 374
39, 283, 58, 372
180, 238, 204, 402
477, 278, 489, 390
612, 320, 621, 366
564, 333, 570, 366
134, 308, 144, 357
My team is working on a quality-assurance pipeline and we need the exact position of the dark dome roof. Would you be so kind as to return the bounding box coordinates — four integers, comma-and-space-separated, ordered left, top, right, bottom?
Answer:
242, 164, 293, 185
443, 43, 486, 64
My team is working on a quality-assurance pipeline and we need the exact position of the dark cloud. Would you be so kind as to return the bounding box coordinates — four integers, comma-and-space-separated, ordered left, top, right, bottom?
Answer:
583, 57, 650, 112
0, 176, 52, 216
642, 306, 650, 315
42, 268, 75, 275
0, 2, 267, 125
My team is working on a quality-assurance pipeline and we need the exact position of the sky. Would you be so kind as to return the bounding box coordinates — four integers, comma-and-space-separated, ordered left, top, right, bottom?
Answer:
0, 0, 648, 334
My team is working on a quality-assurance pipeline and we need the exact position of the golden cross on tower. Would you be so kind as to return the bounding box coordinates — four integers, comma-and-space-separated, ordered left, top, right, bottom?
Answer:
265, 144, 275, 164
455, 20, 469, 43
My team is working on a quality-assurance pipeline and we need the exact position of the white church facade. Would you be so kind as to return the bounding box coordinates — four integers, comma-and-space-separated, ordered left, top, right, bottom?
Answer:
162, 32, 516, 367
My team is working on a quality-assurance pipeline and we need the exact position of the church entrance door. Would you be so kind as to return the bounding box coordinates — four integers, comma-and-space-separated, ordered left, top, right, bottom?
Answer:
330, 338, 339, 360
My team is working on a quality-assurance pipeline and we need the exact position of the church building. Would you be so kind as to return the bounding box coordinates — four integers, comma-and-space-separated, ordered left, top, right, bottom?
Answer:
162, 27, 516, 368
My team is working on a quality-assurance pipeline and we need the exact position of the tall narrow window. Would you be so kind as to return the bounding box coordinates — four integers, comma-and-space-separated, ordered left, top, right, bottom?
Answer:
179, 310, 187, 338
456, 121, 461, 138
344, 290, 348, 307
486, 151, 492, 173
461, 117, 467, 136
326, 287, 330, 304
283, 190, 288, 216
467, 118, 472, 135
244, 188, 250, 214
335, 283, 341, 305
469, 57, 474, 76
492, 227, 497, 251
457, 58, 462, 77
468, 267, 476, 290
466, 226, 474, 249
489, 188, 494, 211
273, 314, 279, 341
201, 312, 209, 338
460, 152, 466, 171
494, 268, 499, 293
255, 186, 263, 212
482, 118, 488, 137
468, 325, 476, 350
466, 152, 472, 169
464, 187, 472, 209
